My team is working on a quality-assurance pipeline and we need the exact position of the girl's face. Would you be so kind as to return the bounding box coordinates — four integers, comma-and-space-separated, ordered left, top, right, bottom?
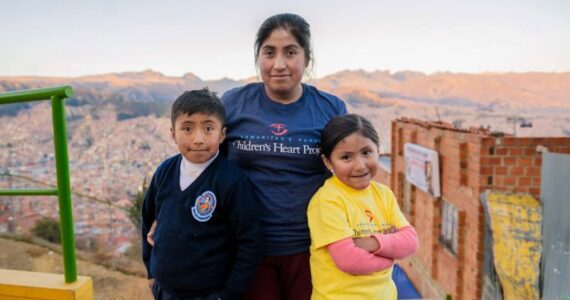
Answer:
322, 132, 379, 190
258, 28, 306, 103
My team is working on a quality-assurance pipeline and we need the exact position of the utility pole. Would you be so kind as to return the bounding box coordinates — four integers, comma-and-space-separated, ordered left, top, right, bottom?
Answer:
506, 116, 523, 136
506, 116, 532, 136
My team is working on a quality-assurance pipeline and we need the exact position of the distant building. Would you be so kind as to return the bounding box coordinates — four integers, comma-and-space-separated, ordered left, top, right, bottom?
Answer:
373, 118, 570, 300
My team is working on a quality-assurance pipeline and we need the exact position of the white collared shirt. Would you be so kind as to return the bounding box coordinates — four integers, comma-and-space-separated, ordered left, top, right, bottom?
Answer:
179, 151, 219, 191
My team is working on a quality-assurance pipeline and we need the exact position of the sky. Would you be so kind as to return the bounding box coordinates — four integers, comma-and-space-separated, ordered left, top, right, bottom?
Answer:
1, 0, 569, 80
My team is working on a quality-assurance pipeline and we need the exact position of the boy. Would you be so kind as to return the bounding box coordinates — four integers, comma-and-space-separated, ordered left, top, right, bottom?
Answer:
142, 89, 262, 300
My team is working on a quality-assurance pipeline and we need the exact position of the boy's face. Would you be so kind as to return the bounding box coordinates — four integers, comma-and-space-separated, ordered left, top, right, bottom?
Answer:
171, 113, 226, 164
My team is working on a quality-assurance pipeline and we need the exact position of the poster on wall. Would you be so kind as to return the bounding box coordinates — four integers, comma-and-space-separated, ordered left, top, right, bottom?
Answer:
404, 143, 441, 197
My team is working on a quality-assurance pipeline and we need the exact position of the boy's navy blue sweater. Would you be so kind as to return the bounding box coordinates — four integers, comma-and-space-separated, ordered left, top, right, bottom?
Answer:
141, 154, 262, 300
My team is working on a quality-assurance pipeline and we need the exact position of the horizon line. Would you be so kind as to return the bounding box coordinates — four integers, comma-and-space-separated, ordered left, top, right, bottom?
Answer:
1, 68, 570, 82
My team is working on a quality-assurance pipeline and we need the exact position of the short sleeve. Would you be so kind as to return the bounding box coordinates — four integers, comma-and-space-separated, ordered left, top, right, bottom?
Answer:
384, 187, 410, 229
308, 190, 354, 250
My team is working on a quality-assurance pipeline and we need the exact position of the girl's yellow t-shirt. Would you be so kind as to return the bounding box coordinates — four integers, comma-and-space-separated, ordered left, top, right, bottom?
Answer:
307, 176, 410, 300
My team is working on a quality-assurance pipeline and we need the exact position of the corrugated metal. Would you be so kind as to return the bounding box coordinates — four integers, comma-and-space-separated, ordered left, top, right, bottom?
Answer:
481, 191, 503, 300
540, 152, 570, 299
481, 191, 542, 300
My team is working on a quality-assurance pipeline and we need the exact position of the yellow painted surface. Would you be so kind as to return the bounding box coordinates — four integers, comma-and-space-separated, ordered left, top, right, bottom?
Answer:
0, 269, 92, 300
486, 192, 542, 300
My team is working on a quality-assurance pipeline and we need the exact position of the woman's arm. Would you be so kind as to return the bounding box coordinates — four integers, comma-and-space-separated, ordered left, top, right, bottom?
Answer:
327, 237, 394, 275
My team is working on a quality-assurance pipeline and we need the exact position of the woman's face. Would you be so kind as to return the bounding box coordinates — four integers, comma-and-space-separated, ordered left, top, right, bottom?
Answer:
258, 28, 307, 103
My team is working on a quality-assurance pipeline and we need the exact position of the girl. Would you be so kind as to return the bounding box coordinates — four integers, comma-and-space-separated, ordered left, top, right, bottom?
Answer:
307, 114, 418, 300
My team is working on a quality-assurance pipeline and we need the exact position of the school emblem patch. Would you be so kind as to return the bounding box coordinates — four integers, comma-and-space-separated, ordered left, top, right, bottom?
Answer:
191, 191, 217, 222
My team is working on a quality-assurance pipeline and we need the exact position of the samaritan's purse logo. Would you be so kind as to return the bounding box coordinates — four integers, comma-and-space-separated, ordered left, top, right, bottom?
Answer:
191, 191, 217, 222
270, 123, 288, 136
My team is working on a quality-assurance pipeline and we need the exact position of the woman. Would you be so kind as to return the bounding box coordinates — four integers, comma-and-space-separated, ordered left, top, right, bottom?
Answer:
222, 13, 347, 300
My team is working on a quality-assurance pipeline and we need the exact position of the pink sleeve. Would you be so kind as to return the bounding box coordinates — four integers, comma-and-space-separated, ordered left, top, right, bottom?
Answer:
372, 226, 419, 259
327, 237, 394, 275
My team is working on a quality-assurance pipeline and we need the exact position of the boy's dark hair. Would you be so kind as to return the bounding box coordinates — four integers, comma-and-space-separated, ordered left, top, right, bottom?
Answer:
170, 88, 226, 127
254, 13, 313, 69
320, 114, 380, 159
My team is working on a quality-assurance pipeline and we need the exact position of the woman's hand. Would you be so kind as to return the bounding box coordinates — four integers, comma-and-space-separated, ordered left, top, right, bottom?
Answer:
147, 221, 157, 246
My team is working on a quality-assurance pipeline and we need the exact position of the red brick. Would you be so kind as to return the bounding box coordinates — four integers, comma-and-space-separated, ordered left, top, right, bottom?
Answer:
518, 177, 531, 186
530, 188, 541, 197
503, 138, 517, 146
525, 167, 541, 176
503, 157, 516, 165
493, 176, 504, 185
496, 148, 508, 155
496, 167, 508, 175
534, 157, 542, 166
504, 177, 516, 185
481, 167, 493, 176
525, 148, 538, 155
519, 158, 533, 166
510, 148, 524, 155
510, 167, 524, 176
460, 174, 469, 186
479, 176, 488, 186
533, 177, 541, 186
489, 157, 501, 165
515, 138, 532, 146
481, 138, 494, 147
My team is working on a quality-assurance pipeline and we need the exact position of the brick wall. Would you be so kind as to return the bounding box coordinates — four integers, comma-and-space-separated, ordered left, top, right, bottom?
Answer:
480, 137, 570, 199
391, 120, 484, 299
389, 118, 570, 300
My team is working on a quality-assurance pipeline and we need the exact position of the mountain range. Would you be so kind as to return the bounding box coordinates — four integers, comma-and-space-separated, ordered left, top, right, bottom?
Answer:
1, 69, 569, 142
2, 69, 569, 110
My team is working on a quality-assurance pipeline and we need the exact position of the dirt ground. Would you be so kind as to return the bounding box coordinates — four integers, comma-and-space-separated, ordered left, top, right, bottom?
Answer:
0, 237, 152, 300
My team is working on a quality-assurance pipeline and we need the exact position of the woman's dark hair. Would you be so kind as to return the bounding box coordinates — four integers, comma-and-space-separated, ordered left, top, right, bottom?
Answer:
254, 13, 313, 70
170, 88, 225, 127
320, 114, 380, 158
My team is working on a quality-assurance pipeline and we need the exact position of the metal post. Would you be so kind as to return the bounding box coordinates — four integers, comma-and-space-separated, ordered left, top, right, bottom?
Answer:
0, 86, 78, 283
51, 95, 77, 283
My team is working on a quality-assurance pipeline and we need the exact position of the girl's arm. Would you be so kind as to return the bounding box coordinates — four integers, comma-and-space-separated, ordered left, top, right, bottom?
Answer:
372, 225, 418, 259
354, 226, 419, 259
327, 237, 394, 275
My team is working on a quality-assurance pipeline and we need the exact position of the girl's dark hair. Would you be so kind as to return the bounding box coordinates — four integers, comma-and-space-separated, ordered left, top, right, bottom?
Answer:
254, 13, 313, 70
171, 88, 225, 127
320, 114, 380, 158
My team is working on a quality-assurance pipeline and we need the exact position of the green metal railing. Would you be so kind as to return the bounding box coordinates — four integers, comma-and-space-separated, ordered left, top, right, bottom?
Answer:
0, 86, 77, 283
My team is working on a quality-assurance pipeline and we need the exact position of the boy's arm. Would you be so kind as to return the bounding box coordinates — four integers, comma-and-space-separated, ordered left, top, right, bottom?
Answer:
219, 176, 263, 300
141, 174, 158, 279
327, 237, 394, 275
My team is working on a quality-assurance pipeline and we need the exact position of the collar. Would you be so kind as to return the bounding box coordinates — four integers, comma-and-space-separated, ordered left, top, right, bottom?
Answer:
180, 151, 219, 178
